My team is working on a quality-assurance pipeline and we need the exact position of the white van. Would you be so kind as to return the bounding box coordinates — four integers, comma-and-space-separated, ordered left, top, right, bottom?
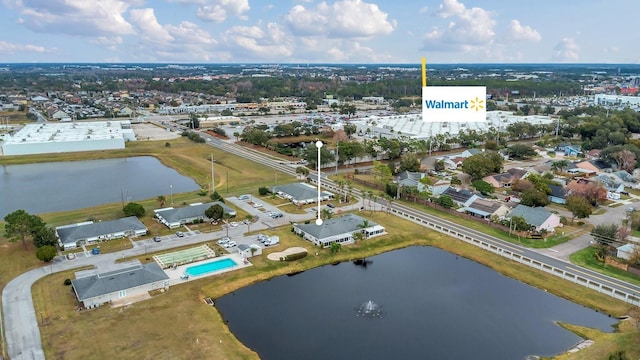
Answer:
238, 194, 251, 200
264, 236, 280, 247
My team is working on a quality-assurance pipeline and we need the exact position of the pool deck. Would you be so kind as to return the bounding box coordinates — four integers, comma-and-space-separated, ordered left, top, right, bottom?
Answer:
163, 253, 251, 285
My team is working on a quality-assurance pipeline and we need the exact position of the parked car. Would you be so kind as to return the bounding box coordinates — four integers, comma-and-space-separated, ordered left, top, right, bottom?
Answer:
217, 237, 231, 245
326, 203, 336, 208
224, 241, 237, 248
176, 231, 185, 237
253, 203, 263, 208
238, 194, 251, 200
153, 236, 161, 242
229, 221, 238, 227
66, 253, 76, 260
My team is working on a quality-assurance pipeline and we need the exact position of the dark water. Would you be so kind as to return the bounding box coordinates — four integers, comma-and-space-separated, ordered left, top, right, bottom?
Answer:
0, 156, 199, 217
216, 246, 617, 360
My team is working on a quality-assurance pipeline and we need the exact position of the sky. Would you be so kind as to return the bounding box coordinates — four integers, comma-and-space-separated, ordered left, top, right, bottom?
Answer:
0, 0, 639, 64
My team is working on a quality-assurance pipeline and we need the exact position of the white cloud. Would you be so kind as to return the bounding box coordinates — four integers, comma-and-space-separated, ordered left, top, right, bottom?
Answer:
419, 6, 429, 14
3, 0, 140, 36
285, 0, 394, 38
221, 22, 293, 59
506, 20, 541, 42
89, 36, 123, 51
0, 40, 48, 55
126, 8, 220, 62
423, 0, 495, 51
195, 0, 250, 22
552, 37, 580, 62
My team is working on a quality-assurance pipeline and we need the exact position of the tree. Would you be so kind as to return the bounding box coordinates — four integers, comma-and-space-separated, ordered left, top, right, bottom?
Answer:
472, 180, 494, 195
33, 226, 57, 248
565, 195, 593, 223
591, 223, 619, 247
519, 188, 549, 207
321, 208, 334, 220
205, 204, 224, 221
398, 153, 421, 172
258, 187, 270, 196
295, 166, 310, 179
123, 202, 146, 217
372, 161, 392, 186
4, 209, 40, 250
330, 242, 341, 253
36, 245, 57, 262
343, 123, 357, 138
434, 159, 445, 172
339, 104, 357, 121
210, 191, 225, 203
435, 194, 454, 209
551, 160, 569, 173
353, 231, 364, 243
156, 195, 166, 208
450, 175, 462, 186
507, 144, 537, 160
462, 154, 496, 181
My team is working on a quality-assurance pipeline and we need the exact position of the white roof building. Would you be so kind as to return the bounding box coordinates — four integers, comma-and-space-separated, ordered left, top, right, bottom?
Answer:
1, 121, 136, 156
352, 111, 555, 140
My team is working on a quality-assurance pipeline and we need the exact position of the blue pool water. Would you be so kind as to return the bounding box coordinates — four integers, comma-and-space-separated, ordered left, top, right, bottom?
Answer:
186, 258, 237, 276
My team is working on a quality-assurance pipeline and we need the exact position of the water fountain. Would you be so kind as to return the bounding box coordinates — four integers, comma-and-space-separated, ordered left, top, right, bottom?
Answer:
355, 300, 383, 318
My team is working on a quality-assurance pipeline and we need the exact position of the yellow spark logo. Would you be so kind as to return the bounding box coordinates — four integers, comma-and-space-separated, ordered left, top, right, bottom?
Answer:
470, 97, 484, 112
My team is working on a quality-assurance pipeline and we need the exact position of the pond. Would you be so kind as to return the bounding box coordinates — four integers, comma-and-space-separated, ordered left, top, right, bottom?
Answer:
0, 156, 200, 217
216, 246, 617, 360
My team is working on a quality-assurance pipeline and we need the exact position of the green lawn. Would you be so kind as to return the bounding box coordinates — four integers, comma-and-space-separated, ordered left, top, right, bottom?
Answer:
569, 247, 640, 287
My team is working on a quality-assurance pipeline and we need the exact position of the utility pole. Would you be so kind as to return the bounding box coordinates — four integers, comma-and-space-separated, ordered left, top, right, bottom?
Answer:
211, 153, 216, 194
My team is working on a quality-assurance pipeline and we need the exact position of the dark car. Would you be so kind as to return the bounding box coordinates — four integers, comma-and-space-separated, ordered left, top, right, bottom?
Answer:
153, 236, 161, 242
176, 231, 185, 237
327, 203, 336, 208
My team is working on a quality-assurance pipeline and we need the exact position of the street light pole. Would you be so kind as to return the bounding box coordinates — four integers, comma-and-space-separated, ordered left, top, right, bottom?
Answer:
170, 184, 173, 205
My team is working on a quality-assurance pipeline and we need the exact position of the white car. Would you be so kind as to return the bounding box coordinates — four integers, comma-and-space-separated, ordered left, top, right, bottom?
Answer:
217, 237, 231, 245
229, 221, 238, 227
252, 203, 263, 208
224, 241, 237, 248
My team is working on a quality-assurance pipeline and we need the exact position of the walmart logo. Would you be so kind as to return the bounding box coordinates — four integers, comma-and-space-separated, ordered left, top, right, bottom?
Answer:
424, 97, 484, 112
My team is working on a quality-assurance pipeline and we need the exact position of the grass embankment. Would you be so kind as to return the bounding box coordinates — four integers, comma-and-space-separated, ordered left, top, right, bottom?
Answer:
29, 212, 639, 360
570, 247, 640, 287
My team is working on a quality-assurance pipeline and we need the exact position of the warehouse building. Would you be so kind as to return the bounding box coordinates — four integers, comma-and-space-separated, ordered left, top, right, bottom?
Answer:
1, 121, 136, 155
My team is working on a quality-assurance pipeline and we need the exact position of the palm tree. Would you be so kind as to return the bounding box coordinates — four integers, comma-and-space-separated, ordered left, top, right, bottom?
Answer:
369, 192, 378, 215
156, 195, 166, 208
346, 181, 353, 203
357, 219, 370, 240
244, 214, 254, 232
321, 208, 334, 220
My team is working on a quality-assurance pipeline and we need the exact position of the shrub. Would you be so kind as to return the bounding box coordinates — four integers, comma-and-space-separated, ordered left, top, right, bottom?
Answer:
165, 142, 171, 147
258, 186, 270, 196
64, 278, 72, 286
284, 251, 308, 261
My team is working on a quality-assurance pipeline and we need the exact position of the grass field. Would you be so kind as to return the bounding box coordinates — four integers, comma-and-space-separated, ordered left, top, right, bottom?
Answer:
2, 139, 639, 359
26, 211, 639, 360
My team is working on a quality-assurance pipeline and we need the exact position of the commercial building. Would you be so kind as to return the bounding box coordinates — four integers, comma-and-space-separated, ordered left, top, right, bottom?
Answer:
1, 121, 136, 156
56, 216, 148, 250
274, 183, 333, 205
72, 263, 169, 308
154, 201, 237, 229
293, 214, 385, 248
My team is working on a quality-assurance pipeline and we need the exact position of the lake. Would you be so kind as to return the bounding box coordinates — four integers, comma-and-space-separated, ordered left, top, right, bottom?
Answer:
0, 156, 200, 217
216, 246, 617, 360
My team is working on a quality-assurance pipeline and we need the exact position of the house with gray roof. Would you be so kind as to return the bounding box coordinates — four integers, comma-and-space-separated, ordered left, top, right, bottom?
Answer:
274, 182, 333, 205
508, 204, 561, 232
463, 198, 510, 219
548, 184, 567, 204
293, 214, 385, 248
442, 187, 478, 207
154, 201, 236, 229
56, 216, 147, 250
72, 262, 169, 308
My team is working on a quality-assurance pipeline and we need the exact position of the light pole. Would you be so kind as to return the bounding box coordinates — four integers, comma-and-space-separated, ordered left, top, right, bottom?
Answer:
170, 184, 173, 205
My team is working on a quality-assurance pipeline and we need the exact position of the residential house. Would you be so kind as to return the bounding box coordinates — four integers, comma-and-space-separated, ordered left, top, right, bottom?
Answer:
293, 214, 385, 248
72, 262, 169, 309
441, 187, 479, 207
576, 159, 611, 174
593, 174, 625, 193
483, 168, 530, 188
508, 204, 561, 233
616, 243, 638, 261
154, 202, 237, 229
556, 143, 582, 157
548, 184, 568, 204
56, 216, 148, 250
463, 198, 510, 219
612, 170, 636, 185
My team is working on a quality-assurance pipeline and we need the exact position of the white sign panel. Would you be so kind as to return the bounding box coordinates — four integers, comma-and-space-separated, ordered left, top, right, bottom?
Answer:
422, 86, 486, 123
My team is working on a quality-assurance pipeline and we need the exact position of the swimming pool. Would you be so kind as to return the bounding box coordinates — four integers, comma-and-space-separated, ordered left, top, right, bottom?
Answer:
185, 258, 238, 276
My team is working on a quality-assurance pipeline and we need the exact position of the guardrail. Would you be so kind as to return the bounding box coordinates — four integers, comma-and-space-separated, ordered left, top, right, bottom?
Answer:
389, 206, 640, 307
